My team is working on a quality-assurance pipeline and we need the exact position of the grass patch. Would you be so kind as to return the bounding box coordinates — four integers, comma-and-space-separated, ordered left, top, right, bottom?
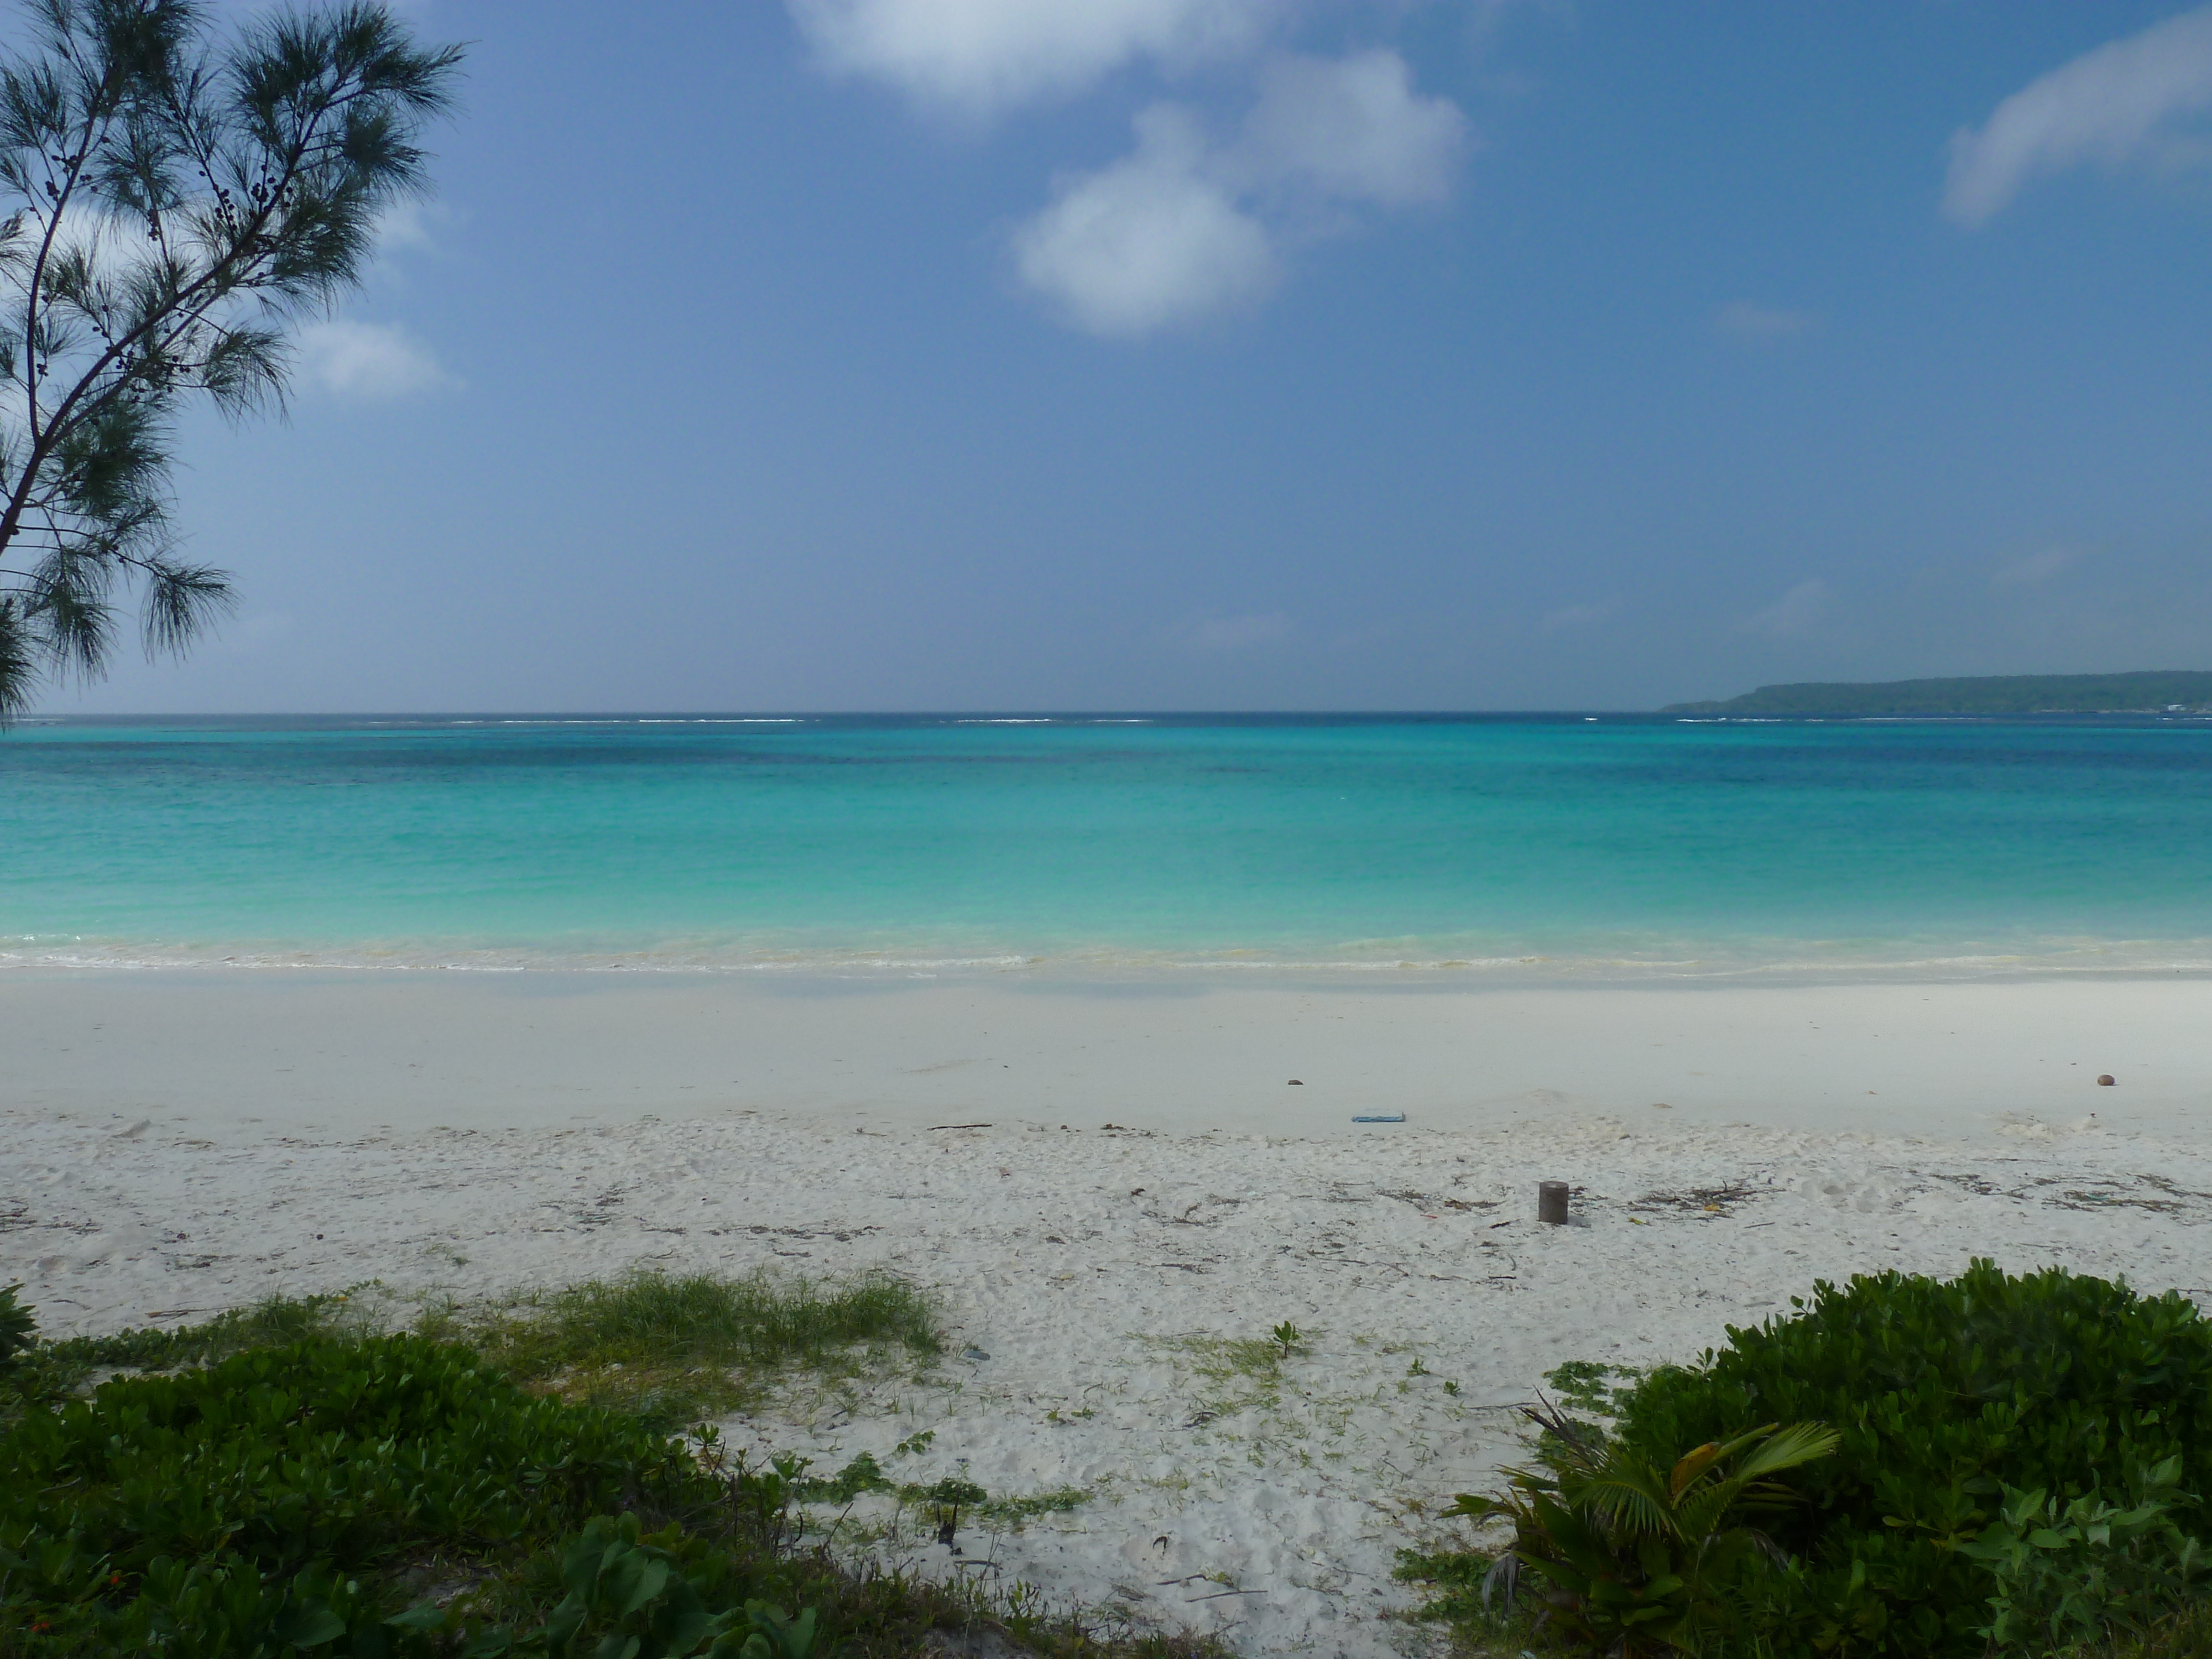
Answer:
428, 1269, 941, 1428
980, 1486, 1093, 1527
1141, 1333, 1286, 1384
794, 1453, 1092, 1537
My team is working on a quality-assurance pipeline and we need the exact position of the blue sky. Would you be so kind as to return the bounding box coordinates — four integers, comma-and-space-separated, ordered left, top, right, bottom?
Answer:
43, 0, 2212, 713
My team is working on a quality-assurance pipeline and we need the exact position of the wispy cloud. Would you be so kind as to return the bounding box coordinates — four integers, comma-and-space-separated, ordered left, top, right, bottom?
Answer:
296, 320, 457, 399
1738, 578, 1832, 639
372, 199, 447, 259
1231, 49, 1470, 208
1945, 4, 2212, 226
1714, 300, 1818, 341
1541, 599, 1614, 632
788, 0, 1292, 117
1993, 546, 2079, 587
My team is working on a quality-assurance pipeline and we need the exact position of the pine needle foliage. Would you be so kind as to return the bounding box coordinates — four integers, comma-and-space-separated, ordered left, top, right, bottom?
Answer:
0, 0, 463, 717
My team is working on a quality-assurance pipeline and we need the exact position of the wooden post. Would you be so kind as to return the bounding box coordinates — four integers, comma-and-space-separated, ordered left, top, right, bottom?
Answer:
1538, 1180, 1569, 1225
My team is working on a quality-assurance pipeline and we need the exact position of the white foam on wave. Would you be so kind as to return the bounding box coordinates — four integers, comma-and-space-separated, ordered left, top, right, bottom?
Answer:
10, 933, 2212, 987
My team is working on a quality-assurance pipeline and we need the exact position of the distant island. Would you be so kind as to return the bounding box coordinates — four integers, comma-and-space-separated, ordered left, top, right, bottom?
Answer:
1663, 671, 2212, 717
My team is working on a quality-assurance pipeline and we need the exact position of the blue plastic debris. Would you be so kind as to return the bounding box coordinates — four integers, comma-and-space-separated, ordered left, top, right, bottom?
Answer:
1350, 1114, 1406, 1124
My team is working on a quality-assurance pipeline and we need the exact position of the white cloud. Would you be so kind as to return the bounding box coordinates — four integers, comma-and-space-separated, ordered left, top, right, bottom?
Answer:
295, 320, 457, 399
787, 0, 1284, 115
1233, 50, 1469, 205
1173, 610, 1294, 649
1714, 300, 1818, 340
1993, 546, 2079, 587
1738, 578, 1832, 639
1012, 51, 1465, 335
791, 3, 1475, 335
1944, 4, 2212, 226
1013, 107, 1277, 335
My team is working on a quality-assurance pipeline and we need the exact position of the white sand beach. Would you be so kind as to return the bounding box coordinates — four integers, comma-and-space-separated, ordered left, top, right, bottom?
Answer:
8, 971, 2212, 1655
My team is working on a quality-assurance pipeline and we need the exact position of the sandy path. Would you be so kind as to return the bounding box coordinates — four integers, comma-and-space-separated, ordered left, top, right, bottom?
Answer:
9, 1101, 2212, 1657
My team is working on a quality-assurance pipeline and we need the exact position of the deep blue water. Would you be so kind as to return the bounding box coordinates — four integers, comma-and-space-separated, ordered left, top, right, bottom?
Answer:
4, 714, 2210, 978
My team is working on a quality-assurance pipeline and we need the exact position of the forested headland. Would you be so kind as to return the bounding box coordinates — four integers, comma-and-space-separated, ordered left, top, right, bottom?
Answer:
1665, 671, 2212, 716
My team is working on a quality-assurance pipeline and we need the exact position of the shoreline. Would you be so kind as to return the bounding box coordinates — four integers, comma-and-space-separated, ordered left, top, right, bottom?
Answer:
10, 935, 2212, 983
4, 967, 2205, 1138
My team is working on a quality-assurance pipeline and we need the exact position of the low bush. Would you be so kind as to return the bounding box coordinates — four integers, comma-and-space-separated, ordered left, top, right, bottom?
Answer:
1616, 1260, 2212, 1655
0, 1289, 369, 1429
0, 1333, 701, 1652
1959, 1458, 2208, 1652
0, 1279, 1215, 1658
1429, 1406, 1837, 1656
464, 1512, 819, 1658
1405, 1261, 2212, 1658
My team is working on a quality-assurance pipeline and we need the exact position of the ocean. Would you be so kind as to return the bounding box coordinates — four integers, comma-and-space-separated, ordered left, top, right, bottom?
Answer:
5, 713, 2211, 980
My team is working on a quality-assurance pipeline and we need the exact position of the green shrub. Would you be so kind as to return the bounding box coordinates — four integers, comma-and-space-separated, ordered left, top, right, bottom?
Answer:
0, 1333, 695, 1651
1, 1290, 369, 1427
486, 1511, 816, 1658
1436, 1407, 1837, 1657
1613, 1260, 2212, 1656
1959, 1458, 2208, 1652
0, 1281, 1209, 1659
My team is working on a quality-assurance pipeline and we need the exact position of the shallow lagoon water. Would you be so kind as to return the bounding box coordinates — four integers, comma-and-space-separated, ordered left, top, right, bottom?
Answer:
6, 713, 2211, 979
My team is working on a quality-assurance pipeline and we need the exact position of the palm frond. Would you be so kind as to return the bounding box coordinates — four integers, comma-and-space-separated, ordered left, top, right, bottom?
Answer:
1446, 1417, 1839, 1655
1573, 1468, 1681, 1540
1733, 1422, 1841, 1481
1668, 1439, 1730, 1499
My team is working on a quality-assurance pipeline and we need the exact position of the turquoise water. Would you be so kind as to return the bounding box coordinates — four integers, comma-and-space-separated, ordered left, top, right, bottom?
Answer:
6, 714, 2212, 979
